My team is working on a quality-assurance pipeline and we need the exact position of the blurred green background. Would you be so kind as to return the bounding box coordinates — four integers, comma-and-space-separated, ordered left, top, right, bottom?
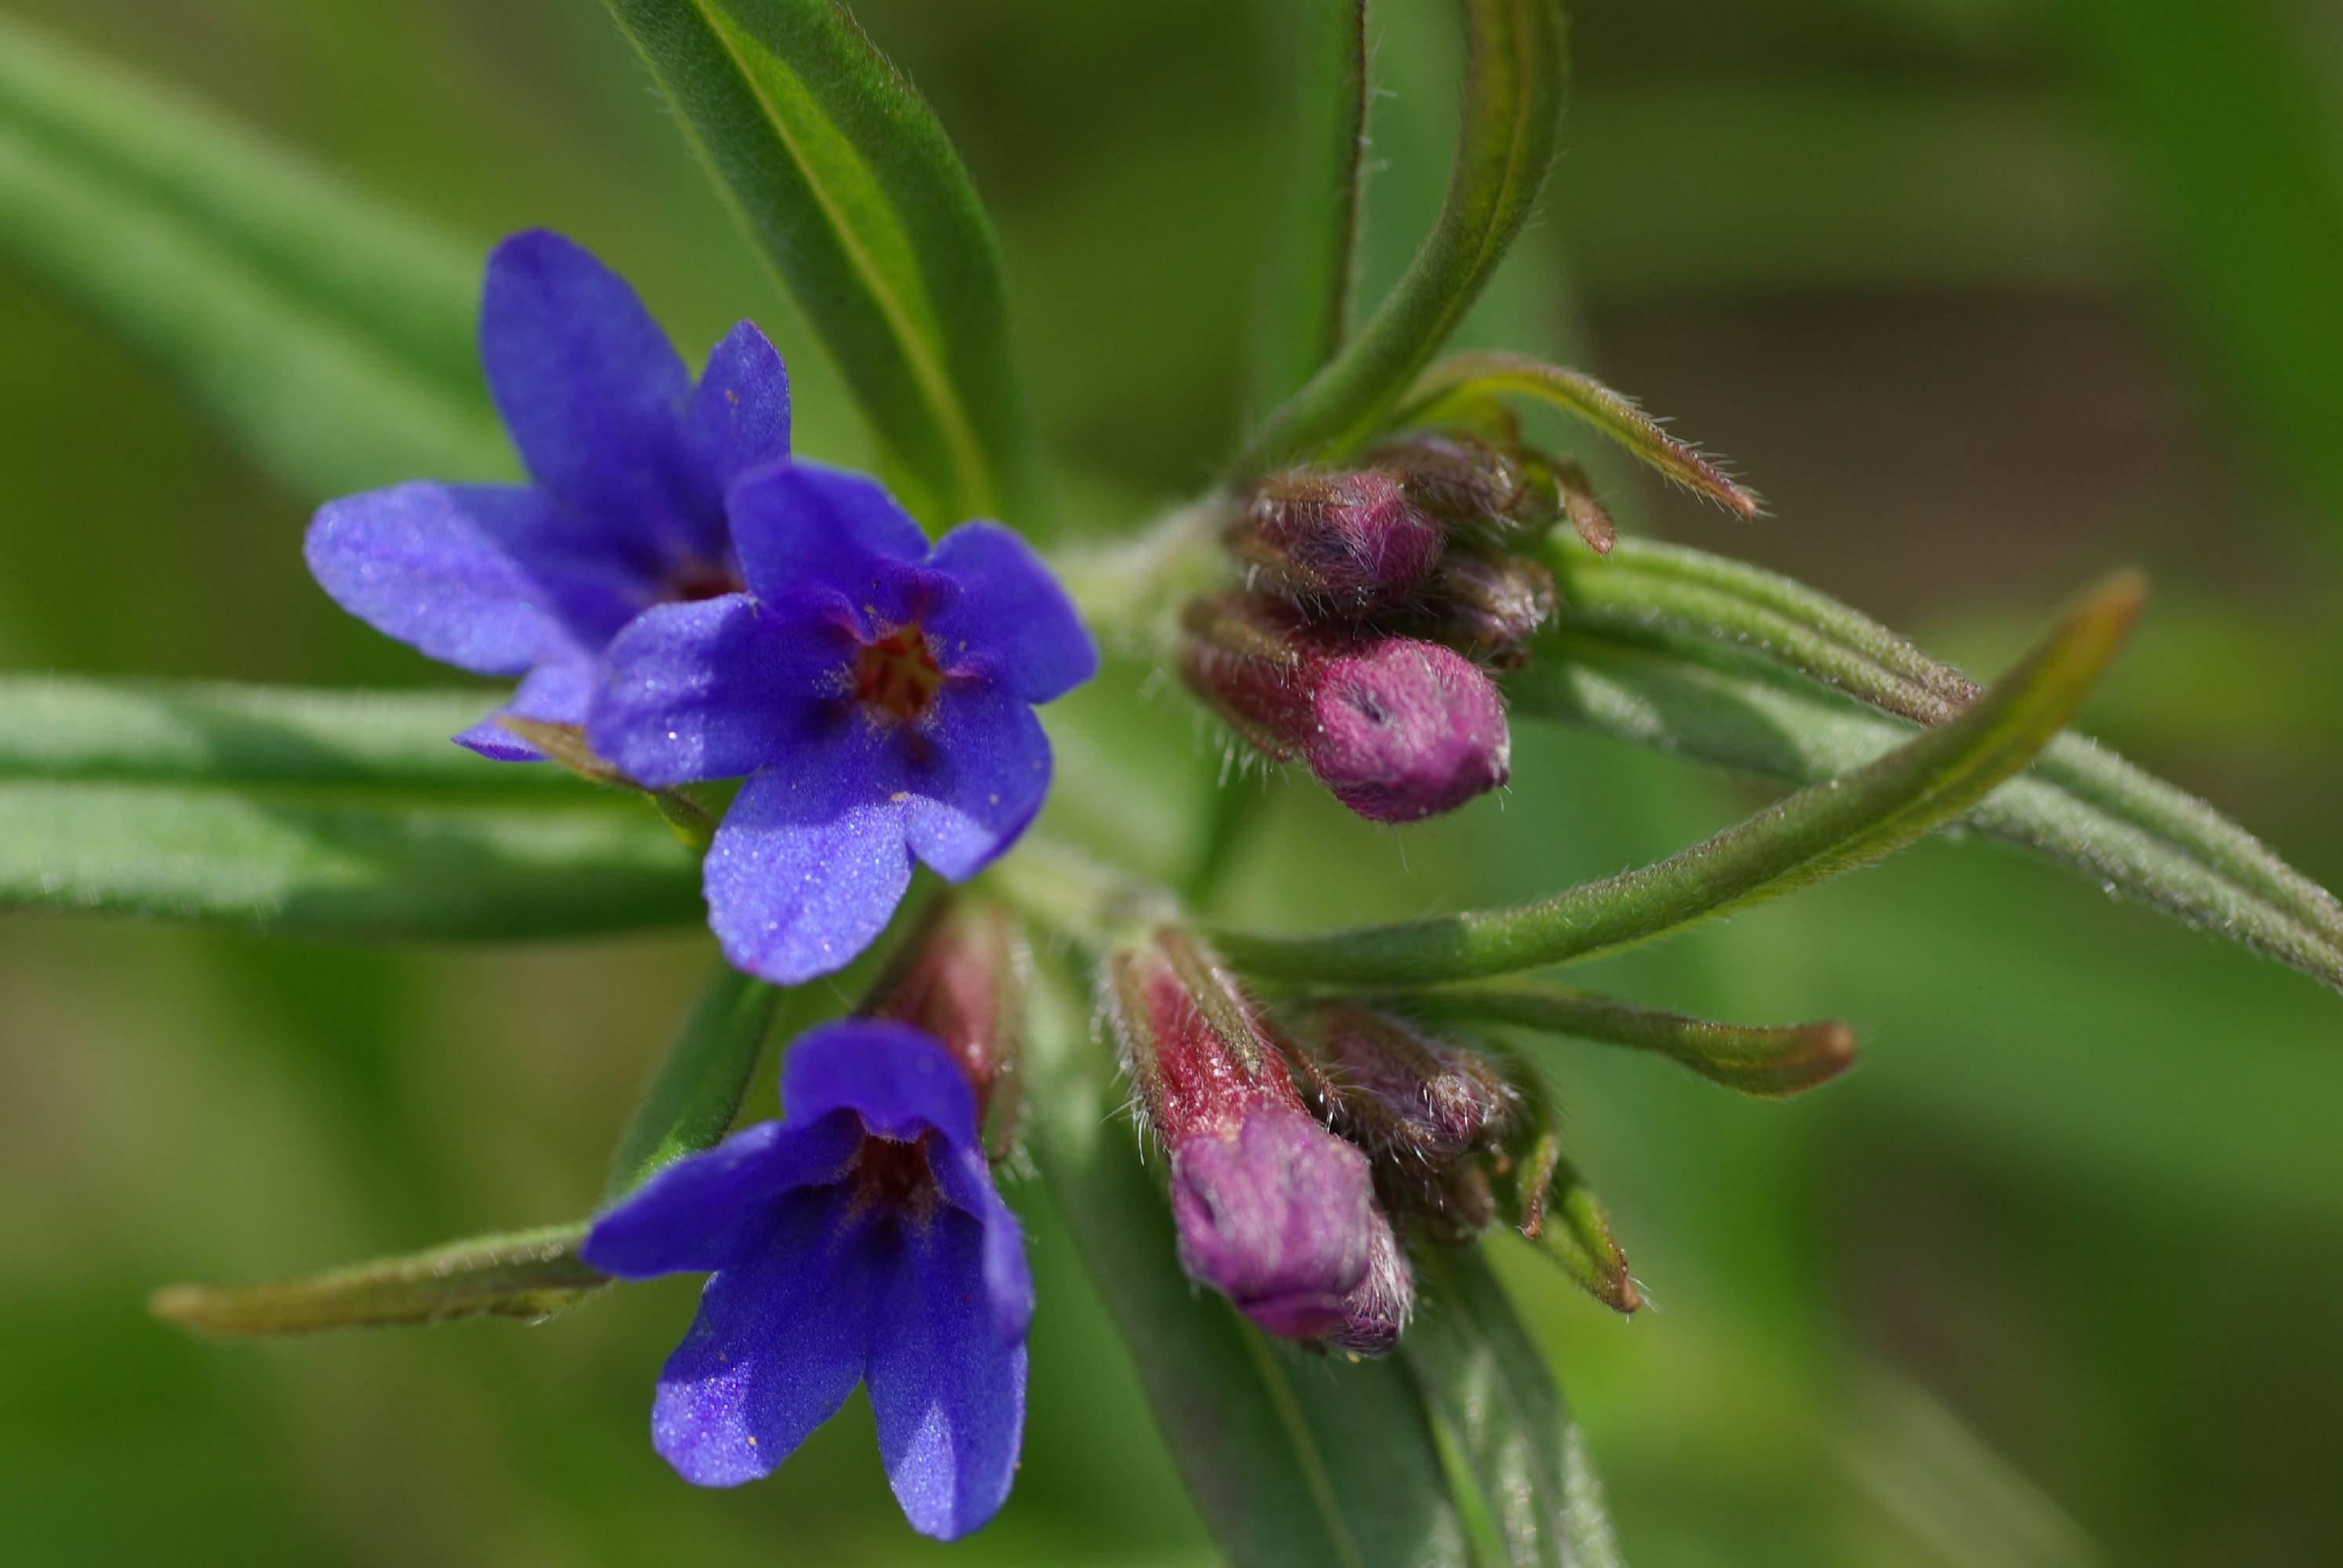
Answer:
4, 1, 2340, 1563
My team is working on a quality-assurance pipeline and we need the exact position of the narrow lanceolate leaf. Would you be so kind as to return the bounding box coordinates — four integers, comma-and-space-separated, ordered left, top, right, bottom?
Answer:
1026, 968, 1468, 1568
1217, 574, 2143, 986
605, 967, 784, 1202
0, 782, 703, 940
1240, 0, 1569, 470
151, 1224, 603, 1335
1248, 0, 1371, 411
1521, 538, 2343, 994
1395, 354, 1764, 517
1402, 981, 1856, 1098
0, 14, 503, 499
0, 681, 703, 939
0, 678, 578, 792
1405, 1247, 1626, 1568
601, 0, 1034, 529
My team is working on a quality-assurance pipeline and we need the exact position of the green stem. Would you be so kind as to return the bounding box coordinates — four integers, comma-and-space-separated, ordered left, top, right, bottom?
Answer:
1237, 0, 1569, 472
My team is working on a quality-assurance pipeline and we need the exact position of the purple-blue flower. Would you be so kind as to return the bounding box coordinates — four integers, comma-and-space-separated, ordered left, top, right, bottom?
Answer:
583, 1019, 1032, 1541
305, 230, 789, 758
584, 459, 1096, 984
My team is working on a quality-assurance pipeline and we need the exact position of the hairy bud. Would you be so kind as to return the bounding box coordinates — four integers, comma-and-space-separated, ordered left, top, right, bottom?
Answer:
1226, 470, 1446, 609
863, 898, 1024, 1152
1377, 1157, 1498, 1248
1106, 930, 1387, 1344
1402, 550, 1557, 670
1370, 434, 1526, 536
1327, 1207, 1415, 1357
1180, 593, 1510, 822
1287, 1001, 1513, 1163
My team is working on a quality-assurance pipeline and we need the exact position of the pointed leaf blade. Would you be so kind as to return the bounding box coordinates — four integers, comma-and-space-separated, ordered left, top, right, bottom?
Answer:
1216, 573, 2142, 985
151, 1225, 602, 1336
1523, 538, 2343, 994
0, 679, 703, 941
1397, 353, 1764, 516
600, 0, 1034, 528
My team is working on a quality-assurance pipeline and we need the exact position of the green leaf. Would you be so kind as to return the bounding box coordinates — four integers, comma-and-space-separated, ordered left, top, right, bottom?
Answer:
1240, 0, 1569, 471
1247, 0, 1371, 412
1215, 572, 2141, 986
1400, 981, 1856, 1098
1026, 966, 1469, 1568
0, 13, 504, 499
0, 781, 703, 940
0, 677, 578, 792
150, 1224, 602, 1335
1393, 353, 1764, 517
604, 966, 783, 1201
0, 677, 704, 940
1523, 539, 2343, 994
601, 0, 1034, 529
1405, 1247, 1625, 1568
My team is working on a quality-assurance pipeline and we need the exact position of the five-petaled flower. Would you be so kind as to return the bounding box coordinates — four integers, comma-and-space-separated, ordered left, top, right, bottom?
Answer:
584, 459, 1095, 984
582, 1020, 1033, 1541
305, 228, 790, 757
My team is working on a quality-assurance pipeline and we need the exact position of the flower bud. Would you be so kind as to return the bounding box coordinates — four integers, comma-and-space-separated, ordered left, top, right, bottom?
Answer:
863, 898, 1024, 1150
1369, 433, 1526, 535
1106, 930, 1386, 1343
1401, 550, 1557, 670
1288, 1001, 1513, 1163
1376, 1157, 1498, 1248
1180, 593, 1510, 822
1226, 470, 1445, 608
1326, 1207, 1414, 1357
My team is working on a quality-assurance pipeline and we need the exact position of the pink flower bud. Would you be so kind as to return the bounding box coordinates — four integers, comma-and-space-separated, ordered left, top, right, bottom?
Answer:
865, 898, 1024, 1146
1403, 550, 1557, 670
1325, 1204, 1415, 1357
1180, 593, 1511, 823
1105, 931, 1389, 1344
1226, 470, 1446, 609
1288, 1001, 1514, 1163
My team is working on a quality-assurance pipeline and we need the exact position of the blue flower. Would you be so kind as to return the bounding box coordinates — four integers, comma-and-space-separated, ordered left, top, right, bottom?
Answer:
584, 459, 1096, 984
583, 1020, 1033, 1541
305, 230, 789, 758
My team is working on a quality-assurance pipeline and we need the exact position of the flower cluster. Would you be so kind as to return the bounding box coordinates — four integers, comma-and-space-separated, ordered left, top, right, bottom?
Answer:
1105, 931, 1647, 1351
1178, 429, 1604, 822
307, 232, 1096, 985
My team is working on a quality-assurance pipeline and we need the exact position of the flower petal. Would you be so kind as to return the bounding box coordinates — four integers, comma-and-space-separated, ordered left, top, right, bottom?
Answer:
728, 459, 937, 627
582, 1115, 863, 1279
780, 1020, 979, 1150
479, 230, 696, 546
703, 766, 914, 985
866, 1211, 1028, 1539
648, 1189, 884, 1487
587, 594, 854, 786
927, 1141, 1035, 1343
306, 481, 643, 674
925, 522, 1099, 703
685, 321, 792, 496
900, 684, 1052, 881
